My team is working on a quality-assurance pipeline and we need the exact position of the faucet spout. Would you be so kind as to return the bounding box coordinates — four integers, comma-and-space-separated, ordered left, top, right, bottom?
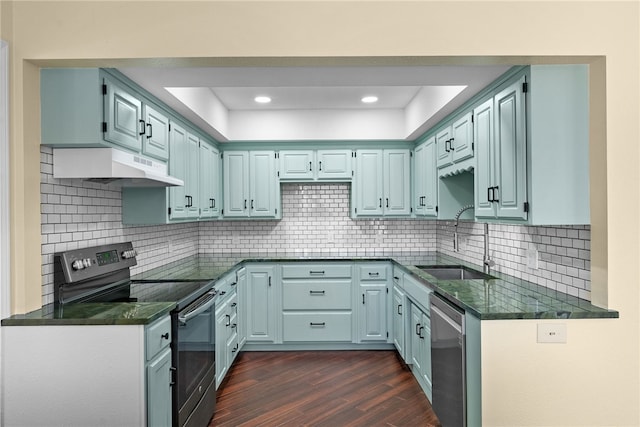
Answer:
453, 205, 474, 252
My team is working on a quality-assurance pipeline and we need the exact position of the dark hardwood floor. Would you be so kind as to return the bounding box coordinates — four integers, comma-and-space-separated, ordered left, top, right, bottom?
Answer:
211, 350, 441, 427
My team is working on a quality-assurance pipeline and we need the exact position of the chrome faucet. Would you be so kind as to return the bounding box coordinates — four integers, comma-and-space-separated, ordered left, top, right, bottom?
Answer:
453, 205, 495, 274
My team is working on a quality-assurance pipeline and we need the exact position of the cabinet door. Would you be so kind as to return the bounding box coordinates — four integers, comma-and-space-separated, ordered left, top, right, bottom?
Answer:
249, 151, 278, 217
423, 137, 439, 217
147, 347, 172, 427
103, 76, 142, 152
420, 311, 432, 396
494, 77, 528, 220
236, 269, 247, 348
435, 126, 452, 168
410, 306, 423, 373
392, 286, 406, 359
199, 142, 220, 218
185, 133, 200, 218
168, 121, 188, 219
413, 144, 427, 216
474, 98, 496, 219
279, 150, 315, 180
317, 150, 352, 179
215, 300, 229, 388
358, 282, 387, 342
451, 112, 474, 163
142, 103, 170, 161
246, 266, 277, 342
223, 151, 249, 217
384, 149, 411, 216
354, 150, 384, 216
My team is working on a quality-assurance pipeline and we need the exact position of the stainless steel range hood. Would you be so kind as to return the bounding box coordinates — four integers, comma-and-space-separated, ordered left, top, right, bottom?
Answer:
52, 148, 184, 187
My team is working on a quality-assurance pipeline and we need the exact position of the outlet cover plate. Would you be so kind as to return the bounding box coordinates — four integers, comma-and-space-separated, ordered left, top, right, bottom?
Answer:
537, 323, 567, 343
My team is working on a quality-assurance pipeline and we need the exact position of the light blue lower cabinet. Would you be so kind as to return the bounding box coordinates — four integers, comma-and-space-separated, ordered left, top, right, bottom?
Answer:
147, 347, 172, 427
282, 312, 352, 342
409, 302, 432, 402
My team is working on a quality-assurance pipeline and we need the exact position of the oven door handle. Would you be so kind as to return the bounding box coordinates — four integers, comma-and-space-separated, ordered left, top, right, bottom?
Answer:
178, 290, 217, 325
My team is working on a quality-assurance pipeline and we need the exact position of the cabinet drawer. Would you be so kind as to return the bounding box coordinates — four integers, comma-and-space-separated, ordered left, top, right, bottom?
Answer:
358, 263, 388, 281
282, 280, 351, 309
283, 312, 352, 342
404, 274, 433, 314
215, 272, 237, 298
146, 316, 172, 361
281, 264, 352, 279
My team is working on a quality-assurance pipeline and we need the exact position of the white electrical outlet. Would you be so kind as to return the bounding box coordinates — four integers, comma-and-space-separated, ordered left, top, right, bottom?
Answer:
232, 234, 240, 245
526, 248, 539, 269
327, 233, 334, 243
375, 230, 383, 243
537, 323, 567, 343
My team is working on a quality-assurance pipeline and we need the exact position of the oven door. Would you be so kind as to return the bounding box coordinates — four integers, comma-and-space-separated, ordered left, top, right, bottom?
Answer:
174, 289, 217, 427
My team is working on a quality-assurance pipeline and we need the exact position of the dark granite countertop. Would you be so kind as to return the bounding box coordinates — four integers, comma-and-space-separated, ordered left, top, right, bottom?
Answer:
3, 251, 617, 326
1, 302, 175, 326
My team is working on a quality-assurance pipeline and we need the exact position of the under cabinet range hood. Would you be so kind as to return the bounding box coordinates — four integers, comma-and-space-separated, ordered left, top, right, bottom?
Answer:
52, 148, 184, 187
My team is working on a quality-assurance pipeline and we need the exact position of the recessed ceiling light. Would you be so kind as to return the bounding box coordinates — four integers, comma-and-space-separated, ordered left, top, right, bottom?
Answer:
361, 96, 379, 104
254, 96, 272, 104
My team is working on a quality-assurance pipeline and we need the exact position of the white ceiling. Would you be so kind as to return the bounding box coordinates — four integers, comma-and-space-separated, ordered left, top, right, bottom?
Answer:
118, 65, 511, 142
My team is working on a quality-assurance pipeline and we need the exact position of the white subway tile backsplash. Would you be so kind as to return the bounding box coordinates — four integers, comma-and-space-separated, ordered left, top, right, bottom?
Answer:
39, 146, 591, 304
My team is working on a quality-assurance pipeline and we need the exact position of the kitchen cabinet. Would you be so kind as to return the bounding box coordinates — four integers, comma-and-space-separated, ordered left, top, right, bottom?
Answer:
245, 264, 279, 343
436, 111, 474, 170
103, 73, 144, 153
353, 149, 411, 217
392, 282, 408, 361
410, 302, 432, 401
356, 263, 389, 342
146, 316, 173, 426
223, 150, 280, 218
41, 68, 170, 162
278, 149, 352, 181
236, 267, 247, 348
414, 136, 438, 217
199, 141, 221, 219
2, 316, 173, 427
142, 103, 170, 161
474, 75, 528, 221
215, 271, 240, 388
168, 122, 200, 220
281, 263, 353, 342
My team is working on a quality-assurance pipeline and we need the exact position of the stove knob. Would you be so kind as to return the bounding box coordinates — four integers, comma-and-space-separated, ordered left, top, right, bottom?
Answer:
83, 258, 92, 268
122, 250, 137, 259
71, 260, 84, 271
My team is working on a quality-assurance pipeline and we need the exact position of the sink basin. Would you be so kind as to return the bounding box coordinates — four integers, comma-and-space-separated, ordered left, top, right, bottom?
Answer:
416, 265, 495, 280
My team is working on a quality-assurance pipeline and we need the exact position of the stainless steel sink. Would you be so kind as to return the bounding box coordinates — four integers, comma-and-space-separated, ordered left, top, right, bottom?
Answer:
416, 265, 495, 280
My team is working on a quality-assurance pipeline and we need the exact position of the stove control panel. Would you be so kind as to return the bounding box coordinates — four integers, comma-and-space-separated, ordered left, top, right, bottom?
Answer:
57, 242, 138, 284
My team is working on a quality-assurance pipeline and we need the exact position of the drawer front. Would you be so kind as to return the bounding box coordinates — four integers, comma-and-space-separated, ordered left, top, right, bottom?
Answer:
215, 272, 237, 299
283, 312, 352, 342
146, 315, 172, 361
404, 274, 433, 314
281, 263, 352, 279
358, 263, 389, 281
282, 280, 351, 309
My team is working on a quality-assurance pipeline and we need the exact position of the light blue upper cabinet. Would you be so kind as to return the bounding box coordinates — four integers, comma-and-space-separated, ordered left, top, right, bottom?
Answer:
354, 150, 384, 216
316, 150, 352, 180
383, 149, 412, 216
414, 137, 438, 217
199, 142, 221, 219
353, 149, 411, 217
168, 121, 189, 220
103, 74, 143, 152
223, 150, 280, 218
475, 75, 528, 221
278, 149, 352, 181
279, 150, 315, 180
223, 151, 250, 218
142, 104, 170, 161
167, 123, 200, 220
436, 112, 474, 170
249, 151, 278, 218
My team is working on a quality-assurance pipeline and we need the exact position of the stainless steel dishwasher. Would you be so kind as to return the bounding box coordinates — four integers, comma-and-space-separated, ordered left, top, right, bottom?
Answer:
430, 293, 466, 427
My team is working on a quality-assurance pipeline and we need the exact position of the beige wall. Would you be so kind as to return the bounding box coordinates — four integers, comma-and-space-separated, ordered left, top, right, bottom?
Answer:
2, 1, 639, 425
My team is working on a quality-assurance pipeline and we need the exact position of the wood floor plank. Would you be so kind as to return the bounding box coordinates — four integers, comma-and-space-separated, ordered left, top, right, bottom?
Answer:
211, 350, 441, 427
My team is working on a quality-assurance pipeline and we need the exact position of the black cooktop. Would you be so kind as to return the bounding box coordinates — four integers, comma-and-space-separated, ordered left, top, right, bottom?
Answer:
82, 280, 214, 310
